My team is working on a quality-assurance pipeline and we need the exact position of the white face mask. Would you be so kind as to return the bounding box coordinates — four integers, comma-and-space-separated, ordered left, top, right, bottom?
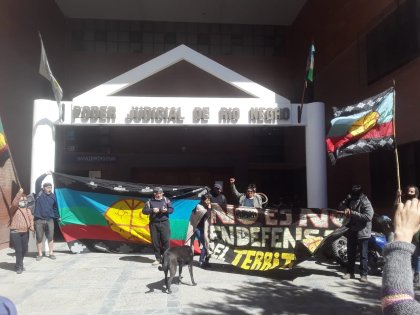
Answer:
18, 201, 27, 208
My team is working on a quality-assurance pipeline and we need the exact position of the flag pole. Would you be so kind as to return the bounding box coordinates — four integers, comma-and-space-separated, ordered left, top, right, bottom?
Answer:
392, 80, 401, 202
298, 79, 307, 124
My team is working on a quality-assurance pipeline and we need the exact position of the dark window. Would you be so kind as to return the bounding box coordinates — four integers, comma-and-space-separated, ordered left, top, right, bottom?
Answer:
370, 139, 420, 212
367, 0, 420, 84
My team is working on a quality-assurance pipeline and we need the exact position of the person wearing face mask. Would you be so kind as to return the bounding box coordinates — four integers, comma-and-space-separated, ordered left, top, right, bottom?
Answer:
338, 184, 374, 282
8, 188, 34, 274
396, 185, 420, 284
210, 184, 227, 207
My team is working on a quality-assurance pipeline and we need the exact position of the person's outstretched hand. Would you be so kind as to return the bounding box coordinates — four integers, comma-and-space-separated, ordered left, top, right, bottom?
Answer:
394, 198, 420, 243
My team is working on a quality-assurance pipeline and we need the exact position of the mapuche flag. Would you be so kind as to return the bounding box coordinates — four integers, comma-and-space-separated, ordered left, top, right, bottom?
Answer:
0, 116, 10, 165
53, 172, 206, 253
326, 88, 395, 165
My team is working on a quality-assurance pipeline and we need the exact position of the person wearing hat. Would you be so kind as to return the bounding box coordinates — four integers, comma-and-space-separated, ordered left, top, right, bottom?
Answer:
338, 184, 373, 282
142, 187, 174, 265
33, 172, 59, 261
210, 183, 227, 207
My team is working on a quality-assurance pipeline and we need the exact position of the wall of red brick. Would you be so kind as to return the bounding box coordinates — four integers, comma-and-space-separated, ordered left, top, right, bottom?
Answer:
0, 0, 65, 249
288, 0, 420, 208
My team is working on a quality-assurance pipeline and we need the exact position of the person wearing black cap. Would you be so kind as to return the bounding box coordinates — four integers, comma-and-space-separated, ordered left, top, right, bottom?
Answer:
338, 184, 374, 282
210, 183, 227, 207
33, 173, 59, 261
142, 187, 174, 265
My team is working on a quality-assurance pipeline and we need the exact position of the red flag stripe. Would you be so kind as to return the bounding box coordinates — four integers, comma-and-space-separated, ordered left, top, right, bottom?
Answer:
326, 121, 394, 153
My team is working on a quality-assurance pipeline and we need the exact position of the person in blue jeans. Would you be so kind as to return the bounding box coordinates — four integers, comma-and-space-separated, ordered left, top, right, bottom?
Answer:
185, 194, 212, 268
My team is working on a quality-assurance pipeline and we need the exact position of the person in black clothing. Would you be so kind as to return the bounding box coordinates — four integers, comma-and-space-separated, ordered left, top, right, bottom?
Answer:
210, 184, 227, 207
339, 184, 374, 282
142, 187, 174, 266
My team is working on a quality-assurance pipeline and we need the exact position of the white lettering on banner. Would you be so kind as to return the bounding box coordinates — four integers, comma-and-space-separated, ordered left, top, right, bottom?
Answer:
213, 207, 345, 227
212, 243, 229, 261
212, 225, 334, 249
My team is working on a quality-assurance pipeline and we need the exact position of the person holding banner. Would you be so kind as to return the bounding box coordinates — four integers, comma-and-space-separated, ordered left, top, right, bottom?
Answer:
8, 188, 34, 274
339, 184, 373, 282
34, 175, 59, 261
382, 198, 420, 315
185, 194, 212, 268
229, 178, 262, 208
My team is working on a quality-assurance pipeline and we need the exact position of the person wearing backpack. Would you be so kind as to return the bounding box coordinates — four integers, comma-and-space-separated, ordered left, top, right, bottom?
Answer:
142, 187, 174, 266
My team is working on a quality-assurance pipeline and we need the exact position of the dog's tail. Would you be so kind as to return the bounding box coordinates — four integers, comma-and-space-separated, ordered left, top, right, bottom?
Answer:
158, 255, 168, 272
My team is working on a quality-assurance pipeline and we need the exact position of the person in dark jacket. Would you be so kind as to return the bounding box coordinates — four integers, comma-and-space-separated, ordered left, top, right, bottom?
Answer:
142, 187, 174, 266
339, 184, 374, 282
210, 183, 227, 207
33, 177, 59, 261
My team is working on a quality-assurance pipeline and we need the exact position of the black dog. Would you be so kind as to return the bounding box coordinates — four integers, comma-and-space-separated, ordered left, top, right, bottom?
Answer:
158, 246, 197, 293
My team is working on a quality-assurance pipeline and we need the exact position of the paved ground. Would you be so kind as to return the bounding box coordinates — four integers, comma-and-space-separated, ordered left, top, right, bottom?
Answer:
0, 240, 407, 315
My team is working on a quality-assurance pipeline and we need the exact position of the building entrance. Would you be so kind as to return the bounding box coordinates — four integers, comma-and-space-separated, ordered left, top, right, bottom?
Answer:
55, 125, 306, 207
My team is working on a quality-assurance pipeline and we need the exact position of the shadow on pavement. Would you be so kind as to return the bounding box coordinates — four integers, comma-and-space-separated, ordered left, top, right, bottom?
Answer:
0, 262, 16, 272
119, 255, 155, 264
190, 279, 382, 315
145, 278, 167, 294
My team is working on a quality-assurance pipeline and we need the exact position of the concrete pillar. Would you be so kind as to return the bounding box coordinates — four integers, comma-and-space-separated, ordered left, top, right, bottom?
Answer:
305, 102, 327, 208
30, 100, 58, 193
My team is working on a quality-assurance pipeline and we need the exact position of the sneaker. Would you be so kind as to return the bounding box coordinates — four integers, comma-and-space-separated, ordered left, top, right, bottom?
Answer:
342, 273, 355, 280
414, 272, 419, 284
199, 262, 206, 268
36, 255, 43, 261
152, 260, 161, 266
360, 275, 368, 282
49, 254, 56, 260
16, 268, 23, 274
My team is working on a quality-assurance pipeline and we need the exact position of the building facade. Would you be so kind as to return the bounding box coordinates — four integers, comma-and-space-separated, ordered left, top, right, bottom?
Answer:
1, 0, 420, 247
